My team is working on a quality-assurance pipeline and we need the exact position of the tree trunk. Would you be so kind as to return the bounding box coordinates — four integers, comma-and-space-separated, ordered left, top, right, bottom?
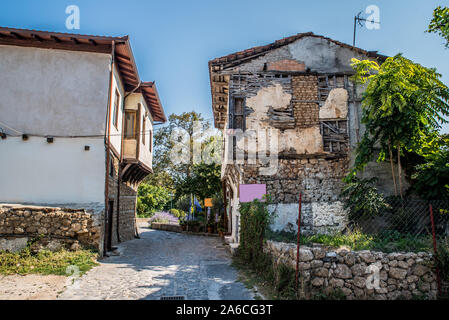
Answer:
389, 140, 398, 197
397, 142, 403, 199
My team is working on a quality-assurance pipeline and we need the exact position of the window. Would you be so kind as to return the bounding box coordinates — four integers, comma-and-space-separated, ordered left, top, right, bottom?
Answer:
149, 130, 152, 152
229, 97, 245, 130
109, 158, 114, 177
124, 111, 136, 139
112, 90, 120, 128
142, 117, 146, 145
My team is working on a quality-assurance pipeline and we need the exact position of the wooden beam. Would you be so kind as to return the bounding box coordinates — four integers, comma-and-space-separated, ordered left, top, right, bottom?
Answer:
50, 35, 61, 43
89, 39, 97, 46
0, 38, 111, 54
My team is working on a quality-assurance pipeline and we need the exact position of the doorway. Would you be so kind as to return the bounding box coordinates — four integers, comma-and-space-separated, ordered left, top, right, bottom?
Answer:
104, 200, 114, 254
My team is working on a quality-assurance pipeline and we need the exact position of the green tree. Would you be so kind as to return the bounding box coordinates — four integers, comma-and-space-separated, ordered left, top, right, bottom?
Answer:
177, 162, 222, 201
428, 6, 449, 48
151, 111, 221, 194
349, 55, 449, 198
136, 183, 171, 217
411, 135, 449, 200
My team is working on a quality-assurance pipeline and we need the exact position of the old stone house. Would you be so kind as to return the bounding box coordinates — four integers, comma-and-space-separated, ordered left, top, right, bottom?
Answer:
209, 32, 399, 244
0, 27, 166, 255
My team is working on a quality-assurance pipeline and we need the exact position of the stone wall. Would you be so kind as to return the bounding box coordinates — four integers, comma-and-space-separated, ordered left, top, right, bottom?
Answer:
0, 204, 102, 252
108, 152, 138, 245
265, 240, 438, 300
242, 157, 349, 234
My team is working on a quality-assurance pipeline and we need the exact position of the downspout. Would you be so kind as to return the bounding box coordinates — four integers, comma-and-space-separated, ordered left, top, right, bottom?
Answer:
104, 40, 116, 254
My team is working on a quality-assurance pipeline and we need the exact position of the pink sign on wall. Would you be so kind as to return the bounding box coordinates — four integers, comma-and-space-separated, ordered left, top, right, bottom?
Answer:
239, 184, 267, 203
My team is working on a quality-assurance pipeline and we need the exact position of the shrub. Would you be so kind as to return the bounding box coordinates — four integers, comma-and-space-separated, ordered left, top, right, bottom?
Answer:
169, 208, 186, 219
137, 184, 171, 217
341, 177, 389, 222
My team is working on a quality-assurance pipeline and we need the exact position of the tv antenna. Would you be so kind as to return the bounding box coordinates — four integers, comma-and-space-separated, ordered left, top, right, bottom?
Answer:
353, 11, 380, 47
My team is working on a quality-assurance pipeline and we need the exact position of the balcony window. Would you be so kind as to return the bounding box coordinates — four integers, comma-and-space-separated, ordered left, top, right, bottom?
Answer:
124, 111, 136, 139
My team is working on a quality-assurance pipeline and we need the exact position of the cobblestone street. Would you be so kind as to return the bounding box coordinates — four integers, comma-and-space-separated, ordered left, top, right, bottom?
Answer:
58, 225, 254, 300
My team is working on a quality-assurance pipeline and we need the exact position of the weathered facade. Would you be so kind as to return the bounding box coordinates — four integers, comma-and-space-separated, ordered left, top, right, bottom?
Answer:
209, 33, 397, 243
0, 27, 166, 255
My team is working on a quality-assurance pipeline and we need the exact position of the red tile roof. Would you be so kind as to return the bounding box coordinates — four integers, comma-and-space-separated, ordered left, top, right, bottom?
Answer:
209, 32, 385, 67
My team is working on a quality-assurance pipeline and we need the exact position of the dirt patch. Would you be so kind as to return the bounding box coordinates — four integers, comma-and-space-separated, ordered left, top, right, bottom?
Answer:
0, 274, 69, 300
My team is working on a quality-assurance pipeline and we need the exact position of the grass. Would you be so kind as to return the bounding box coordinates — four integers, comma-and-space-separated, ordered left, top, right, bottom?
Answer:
232, 253, 297, 300
0, 247, 99, 276
265, 228, 434, 253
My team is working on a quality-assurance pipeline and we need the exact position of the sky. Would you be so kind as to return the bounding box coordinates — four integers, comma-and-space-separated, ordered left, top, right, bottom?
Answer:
1, 0, 448, 132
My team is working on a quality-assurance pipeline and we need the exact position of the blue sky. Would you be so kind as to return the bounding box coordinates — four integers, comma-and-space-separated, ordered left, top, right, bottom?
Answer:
1, 0, 448, 132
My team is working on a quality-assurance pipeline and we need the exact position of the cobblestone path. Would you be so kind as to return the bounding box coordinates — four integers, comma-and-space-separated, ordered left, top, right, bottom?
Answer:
58, 226, 254, 300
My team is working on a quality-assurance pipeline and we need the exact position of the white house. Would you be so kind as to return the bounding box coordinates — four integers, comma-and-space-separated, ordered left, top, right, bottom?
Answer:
0, 27, 166, 255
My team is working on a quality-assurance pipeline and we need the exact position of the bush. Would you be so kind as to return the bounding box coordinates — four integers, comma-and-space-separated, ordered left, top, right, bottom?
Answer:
137, 183, 171, 217
175, 195, 191, 213
436, 239, 449, 283
169, 208, 186, 219
237, 197, 272, 266
341, 177, 389, 222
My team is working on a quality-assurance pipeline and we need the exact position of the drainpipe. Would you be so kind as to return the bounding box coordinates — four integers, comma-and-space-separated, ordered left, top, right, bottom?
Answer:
104, 40, 116, 254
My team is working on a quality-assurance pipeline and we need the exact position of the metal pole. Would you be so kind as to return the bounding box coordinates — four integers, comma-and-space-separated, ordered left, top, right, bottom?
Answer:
295, 193, 302, 296
429, 204, 442, 297
353, 16, 357, 47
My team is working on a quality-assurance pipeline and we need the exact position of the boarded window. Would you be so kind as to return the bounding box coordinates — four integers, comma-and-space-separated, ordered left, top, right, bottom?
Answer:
124, 111, 136, 139
320, 120, 348, 153
229, 97, 245, 130
112, 90, 120, 128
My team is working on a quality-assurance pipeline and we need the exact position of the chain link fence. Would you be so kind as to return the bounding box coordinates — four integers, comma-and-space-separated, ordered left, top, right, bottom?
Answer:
348, 199, 449, 253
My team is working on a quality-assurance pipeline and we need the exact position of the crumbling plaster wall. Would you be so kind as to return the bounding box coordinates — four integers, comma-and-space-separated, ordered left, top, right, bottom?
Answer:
223, 36, 398, 237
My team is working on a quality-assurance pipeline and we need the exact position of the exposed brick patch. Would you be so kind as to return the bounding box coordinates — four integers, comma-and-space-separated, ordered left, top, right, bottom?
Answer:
292, 75, 319, 127
267, 59, 305, 72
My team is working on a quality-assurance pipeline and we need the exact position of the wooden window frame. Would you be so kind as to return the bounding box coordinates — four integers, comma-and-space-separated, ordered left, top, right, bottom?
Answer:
124, 110, 137, 140
229, 96, 246, 131
112, 89, 120, 129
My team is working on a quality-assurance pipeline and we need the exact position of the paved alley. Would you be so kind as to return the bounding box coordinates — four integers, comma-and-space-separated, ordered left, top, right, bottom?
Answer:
58, 225, 254, 300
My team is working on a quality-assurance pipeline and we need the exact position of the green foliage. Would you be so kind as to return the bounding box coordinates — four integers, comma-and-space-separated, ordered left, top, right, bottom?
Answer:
265, 228, 433, 253
237, 197, 272, 263
341, 177, 389, 220
350, 55, 449, 173
411, 136, 449, 200
435, 239, 449, 282
175, 194, 191, 213
137, 183, 171, 217
177, 163, 222, 201
0, 246, 98, 276
428, 6, 449, 48
169, 208, 186, 219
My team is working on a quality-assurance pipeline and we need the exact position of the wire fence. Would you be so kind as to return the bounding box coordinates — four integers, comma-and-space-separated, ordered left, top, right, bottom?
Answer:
348, 199, 449, 253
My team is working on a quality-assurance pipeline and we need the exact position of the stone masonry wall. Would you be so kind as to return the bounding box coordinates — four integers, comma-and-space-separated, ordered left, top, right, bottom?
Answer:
265, 241, 438, 300
0, 204, 101, 252
108, 152, 137, 245
242, 157, 349, 234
